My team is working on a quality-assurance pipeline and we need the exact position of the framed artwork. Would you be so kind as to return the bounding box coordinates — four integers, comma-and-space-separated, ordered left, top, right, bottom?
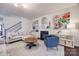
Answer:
53, 12, 70, 29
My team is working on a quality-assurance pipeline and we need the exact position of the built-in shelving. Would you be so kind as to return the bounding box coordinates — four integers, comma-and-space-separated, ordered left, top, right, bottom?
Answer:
59, 29, 74, 48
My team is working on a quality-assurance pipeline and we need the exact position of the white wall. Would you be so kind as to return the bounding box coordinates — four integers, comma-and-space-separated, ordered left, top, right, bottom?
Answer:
4, 16, 21, 29
33, 6, 71, 30
33, 5, 79, 46
70, 6, 79, 23
69, 6, 79, 46
21, 17, 32, 34
3, 16, 32, 34
32, 5, 72, 38
33, 5, 79, 26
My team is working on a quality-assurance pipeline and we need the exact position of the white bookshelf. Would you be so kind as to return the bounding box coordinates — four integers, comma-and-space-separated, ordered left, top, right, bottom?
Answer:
32, 17, 50, 38
59, 35, 74, 48
59, 29, 74, 48
49, 29, 74, 48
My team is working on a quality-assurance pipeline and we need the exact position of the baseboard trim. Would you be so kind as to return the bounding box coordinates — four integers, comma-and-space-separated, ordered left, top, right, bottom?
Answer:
6, 39, 22, 44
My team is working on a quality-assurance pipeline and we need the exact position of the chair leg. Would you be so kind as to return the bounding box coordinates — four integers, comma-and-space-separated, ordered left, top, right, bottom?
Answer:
56, 47, 58, 51
46, 47, 58, 51
28, 44, 32, 49
26, 44, 32, 49
46, 48, 50, 51
46, 48, 48, 51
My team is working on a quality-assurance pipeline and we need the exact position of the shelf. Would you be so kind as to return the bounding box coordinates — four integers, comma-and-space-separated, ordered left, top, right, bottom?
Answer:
59, 34, 74, 48
60, 38, 73, 42
59, 39, 74, 48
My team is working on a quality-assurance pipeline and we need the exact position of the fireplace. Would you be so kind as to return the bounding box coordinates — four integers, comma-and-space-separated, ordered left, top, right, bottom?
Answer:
40, 31, 49, 40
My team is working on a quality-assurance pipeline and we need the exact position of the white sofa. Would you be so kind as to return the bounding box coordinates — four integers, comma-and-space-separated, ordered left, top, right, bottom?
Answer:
6, 32, 23, 43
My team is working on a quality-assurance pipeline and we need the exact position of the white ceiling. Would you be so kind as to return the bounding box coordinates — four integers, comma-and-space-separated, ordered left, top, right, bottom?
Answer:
0, 3, 77, 19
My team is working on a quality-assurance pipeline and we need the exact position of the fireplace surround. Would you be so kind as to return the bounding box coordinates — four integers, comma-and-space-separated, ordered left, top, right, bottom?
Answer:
40, 31, 49, 40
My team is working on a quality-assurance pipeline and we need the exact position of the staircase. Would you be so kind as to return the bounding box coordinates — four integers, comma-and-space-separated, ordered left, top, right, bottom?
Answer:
6, 21, 22, 33
5, 21, 22, 43
0, 24, 5, 44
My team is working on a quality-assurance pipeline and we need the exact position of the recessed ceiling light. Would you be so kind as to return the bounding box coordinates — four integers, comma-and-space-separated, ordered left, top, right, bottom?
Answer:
22, 4, 30, 8
13, 3, 32, 9
14, 3, 18, 7
22, 4, 27, 8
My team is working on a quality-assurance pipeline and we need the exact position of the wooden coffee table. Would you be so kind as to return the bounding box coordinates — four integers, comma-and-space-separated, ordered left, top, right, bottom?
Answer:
22, 35, 37, 49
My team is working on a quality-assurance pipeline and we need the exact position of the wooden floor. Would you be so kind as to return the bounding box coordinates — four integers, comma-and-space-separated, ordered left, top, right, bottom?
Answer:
64, 46, 79, 56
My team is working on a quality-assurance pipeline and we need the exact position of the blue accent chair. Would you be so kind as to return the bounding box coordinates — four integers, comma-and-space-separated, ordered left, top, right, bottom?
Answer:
44, 35, 59, 50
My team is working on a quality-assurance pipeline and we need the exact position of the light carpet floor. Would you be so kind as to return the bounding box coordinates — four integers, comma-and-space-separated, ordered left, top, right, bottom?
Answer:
0, 40, 64, 56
